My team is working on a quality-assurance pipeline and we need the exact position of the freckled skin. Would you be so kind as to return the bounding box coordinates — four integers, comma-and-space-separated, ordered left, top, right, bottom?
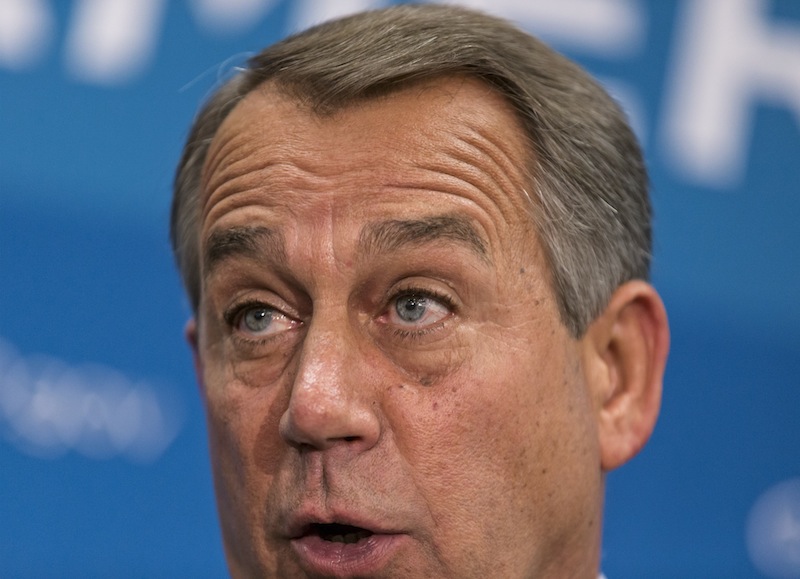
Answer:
192, 78, 605, 578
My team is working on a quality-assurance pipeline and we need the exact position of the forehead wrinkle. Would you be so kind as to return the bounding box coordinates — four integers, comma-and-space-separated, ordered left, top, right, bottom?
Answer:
203, 161, 302, 224
204, 153, 275, 205
201, 98, 305, 215
408, 130, 532, 237
358, 215, 490, 264
202, 118, 260, 198
448, 125, 531, 214
203, 225, 286, 274
463, 119, 532, 187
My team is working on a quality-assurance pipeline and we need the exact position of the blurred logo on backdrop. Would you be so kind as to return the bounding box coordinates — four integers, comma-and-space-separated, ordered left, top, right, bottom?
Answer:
0, 336, 183, 463
1, 0, 799, 188
747, 478, 800, 578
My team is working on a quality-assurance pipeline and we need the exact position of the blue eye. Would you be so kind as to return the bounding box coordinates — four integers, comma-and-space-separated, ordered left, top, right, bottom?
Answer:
388, 291, 451, 328
395, 295, 429, 322
242, 307, 274, 333
230, 303, 298, 338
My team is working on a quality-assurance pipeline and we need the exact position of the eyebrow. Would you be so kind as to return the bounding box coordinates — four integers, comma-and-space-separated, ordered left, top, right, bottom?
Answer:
358, 214, 489, 262
203, 215, 489, 274
203, 225, 285, 272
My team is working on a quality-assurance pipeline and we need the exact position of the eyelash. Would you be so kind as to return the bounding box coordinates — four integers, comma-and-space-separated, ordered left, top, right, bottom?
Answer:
391, 286, 455, 309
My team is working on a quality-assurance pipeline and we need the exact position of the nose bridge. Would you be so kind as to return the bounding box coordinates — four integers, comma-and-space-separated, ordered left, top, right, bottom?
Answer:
279, 306, 380, 452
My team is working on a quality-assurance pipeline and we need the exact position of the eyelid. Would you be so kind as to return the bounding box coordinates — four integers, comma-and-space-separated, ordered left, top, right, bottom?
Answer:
382, 285, 456, 332
223, 298, 298, 335
389, 283, 457, 312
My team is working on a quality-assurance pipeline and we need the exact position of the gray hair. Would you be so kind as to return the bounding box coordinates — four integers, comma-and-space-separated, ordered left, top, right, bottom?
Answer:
171, 3, 651, 337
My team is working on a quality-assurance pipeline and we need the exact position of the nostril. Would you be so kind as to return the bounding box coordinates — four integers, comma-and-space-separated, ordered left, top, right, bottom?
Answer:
279, 384, 381, 451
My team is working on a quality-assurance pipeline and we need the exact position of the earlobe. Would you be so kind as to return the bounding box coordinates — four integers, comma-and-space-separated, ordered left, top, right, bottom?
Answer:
582, 281, 670, 471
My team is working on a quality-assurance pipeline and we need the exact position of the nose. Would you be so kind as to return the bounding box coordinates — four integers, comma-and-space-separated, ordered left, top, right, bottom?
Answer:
278, 315, 381, 453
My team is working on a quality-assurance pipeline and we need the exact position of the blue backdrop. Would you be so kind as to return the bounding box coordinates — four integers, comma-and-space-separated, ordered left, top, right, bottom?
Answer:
2, 1, 799, 577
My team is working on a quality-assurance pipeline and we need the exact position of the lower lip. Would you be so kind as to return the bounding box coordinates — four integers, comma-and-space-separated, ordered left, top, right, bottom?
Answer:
290, 533, 407, 576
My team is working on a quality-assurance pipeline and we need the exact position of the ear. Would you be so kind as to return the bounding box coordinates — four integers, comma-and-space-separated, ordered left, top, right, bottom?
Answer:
185, 318, 206, 394
580, 280, 669, 471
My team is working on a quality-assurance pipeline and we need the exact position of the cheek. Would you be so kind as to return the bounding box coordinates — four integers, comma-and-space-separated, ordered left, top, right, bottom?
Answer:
387, 331, 598, 569
205, 379, 287, 478
200, 332, 289, 468
201, 357, 289, 541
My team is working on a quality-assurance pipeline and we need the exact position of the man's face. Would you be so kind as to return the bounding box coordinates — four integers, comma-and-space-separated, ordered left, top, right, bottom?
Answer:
193, 78, 604, 578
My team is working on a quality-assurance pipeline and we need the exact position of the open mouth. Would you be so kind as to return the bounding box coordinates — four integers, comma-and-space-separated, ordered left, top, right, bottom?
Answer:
310, 523, 374, 544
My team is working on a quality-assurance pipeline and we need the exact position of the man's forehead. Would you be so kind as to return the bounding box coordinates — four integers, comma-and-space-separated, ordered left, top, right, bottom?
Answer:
199, 75, 540, 265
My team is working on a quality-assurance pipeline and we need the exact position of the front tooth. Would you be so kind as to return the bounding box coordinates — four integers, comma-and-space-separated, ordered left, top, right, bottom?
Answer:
331, 534, 345, 542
